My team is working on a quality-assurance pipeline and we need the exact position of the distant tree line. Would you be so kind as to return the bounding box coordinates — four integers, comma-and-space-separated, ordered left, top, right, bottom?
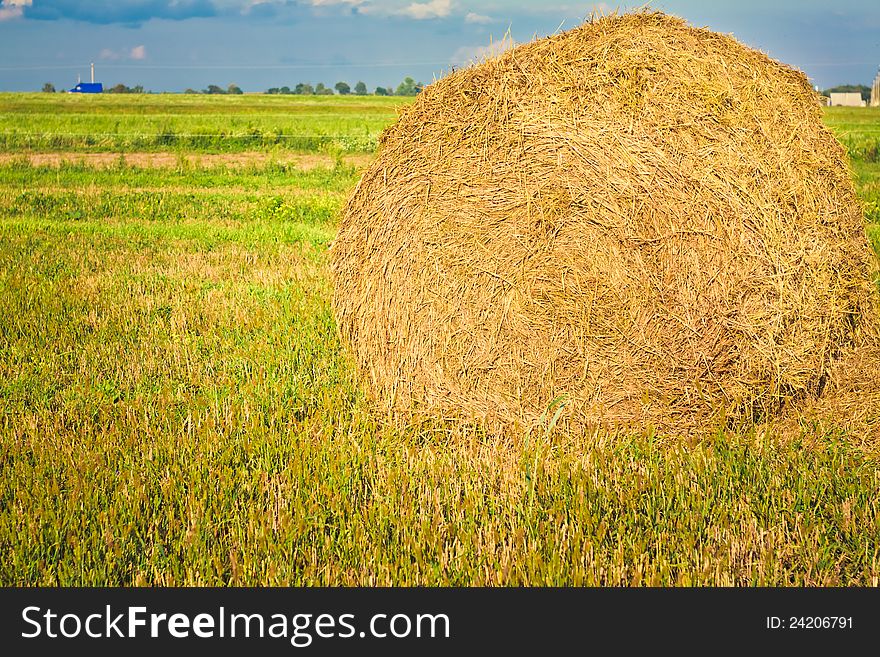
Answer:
39, 76, 424, 96
40, 81, 149, 93
106, 83, 146, 94
265, 77, 422, 96
184, 84, 244, 95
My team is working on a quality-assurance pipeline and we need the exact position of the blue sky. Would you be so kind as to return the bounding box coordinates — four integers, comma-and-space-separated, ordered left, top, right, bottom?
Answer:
0, 1, 878, 92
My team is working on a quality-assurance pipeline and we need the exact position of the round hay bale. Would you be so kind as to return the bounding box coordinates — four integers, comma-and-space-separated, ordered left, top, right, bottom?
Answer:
331, 11, 879, 433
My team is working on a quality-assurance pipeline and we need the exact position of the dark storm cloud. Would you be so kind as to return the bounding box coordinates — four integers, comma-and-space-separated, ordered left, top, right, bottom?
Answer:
23, 0, 218, 24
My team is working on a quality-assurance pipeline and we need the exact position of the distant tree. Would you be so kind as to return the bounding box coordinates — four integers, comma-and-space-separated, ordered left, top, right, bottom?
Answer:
294, 82, 314, 95
41, 82, 56, 93
375, 86, 389, 96
335, 81, 351, 95
204, 84, 226, 95
822, 84, 871, 102
314, 82, 334, 95
395, 77, 422, 96
280, 86, 291, 94
227, 84, 243, 95
107, 84, 145, 94
354, 81, 368, 95
266, 87, 280, 94
184, 88, 199, 94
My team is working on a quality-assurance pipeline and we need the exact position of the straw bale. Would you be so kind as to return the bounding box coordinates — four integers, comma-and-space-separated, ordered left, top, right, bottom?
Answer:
331, 11, 880, 434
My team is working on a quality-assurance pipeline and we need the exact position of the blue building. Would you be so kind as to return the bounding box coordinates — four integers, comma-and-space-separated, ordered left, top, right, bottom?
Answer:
70, 63, 102, 93
70, 82, 103, 94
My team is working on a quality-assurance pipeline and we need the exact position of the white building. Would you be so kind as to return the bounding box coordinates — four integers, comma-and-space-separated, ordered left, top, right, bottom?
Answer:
828, 92, 866, 107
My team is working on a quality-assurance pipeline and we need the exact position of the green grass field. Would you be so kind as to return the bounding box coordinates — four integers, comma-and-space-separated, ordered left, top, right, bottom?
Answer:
0, 93, 409, 153
2, 95, 880, 585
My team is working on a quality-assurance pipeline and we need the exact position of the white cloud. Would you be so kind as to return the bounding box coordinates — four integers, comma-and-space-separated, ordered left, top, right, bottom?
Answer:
0, 0, 30, 21
464, 11, 491, 24
99, 46, 147, 61
310, 0, 367, 6
452, 35, 516, 65
398, 0, 451, 20
231, 0, 367, 15
307, 0, 372, 16
240, 0, 268, 13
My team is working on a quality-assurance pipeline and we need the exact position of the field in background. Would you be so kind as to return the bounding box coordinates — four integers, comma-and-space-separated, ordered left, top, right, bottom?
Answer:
824, 106, 880, 164
0, 93, 409, 153
1, 95, 880, 585
825, 107, 880, 253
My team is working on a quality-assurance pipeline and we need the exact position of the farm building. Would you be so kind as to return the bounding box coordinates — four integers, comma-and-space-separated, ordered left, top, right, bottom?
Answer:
70, 82, 103, 94
828, 92, 865, 107
70, 63, 102, 94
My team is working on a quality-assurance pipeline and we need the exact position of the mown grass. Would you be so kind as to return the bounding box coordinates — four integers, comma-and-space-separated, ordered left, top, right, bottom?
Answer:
1, 96, 880, 586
